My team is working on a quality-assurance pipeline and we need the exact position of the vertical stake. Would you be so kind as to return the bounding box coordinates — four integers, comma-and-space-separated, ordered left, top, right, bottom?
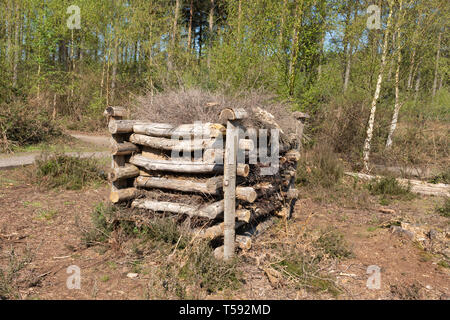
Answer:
223, 120, 238, 261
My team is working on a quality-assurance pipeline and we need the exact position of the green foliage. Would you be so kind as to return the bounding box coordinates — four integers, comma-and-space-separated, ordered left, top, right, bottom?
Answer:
297, 146, 344, 188
436, 198, 450, 218
179, 242, 241, 294
315, 228, 353, 259
0, 248, 34, 300
272, 253, 340, 297
0, 102, 61, 152
81, 203, 116, 246
366, 177, 411, 196
429, 168, 450, 184
36, 153, 106, 190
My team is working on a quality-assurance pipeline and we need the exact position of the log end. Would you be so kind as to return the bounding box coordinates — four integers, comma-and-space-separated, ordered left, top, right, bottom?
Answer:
237, 164, 250, 177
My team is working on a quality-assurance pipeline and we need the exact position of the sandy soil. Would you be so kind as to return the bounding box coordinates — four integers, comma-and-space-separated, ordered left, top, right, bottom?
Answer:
0, 167, 448, 300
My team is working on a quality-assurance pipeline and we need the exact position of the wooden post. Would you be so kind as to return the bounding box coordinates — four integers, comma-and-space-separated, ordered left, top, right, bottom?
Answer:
106, 107, 128, 193
221, 108, 248, 261
223, 121, 238, 261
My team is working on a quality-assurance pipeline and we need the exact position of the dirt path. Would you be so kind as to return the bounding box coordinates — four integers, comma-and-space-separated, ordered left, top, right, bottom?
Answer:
67, 133, 110, 148
0, 133, 110, 170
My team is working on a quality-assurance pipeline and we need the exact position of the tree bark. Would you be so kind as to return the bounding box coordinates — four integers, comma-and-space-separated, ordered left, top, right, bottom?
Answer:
386, 1, 404, 150
363, 5, 393, 171
432, 31, 442, 98
12, 0, 20, 87
130, 133, 218, 152
132, 199, 225, 220
207, 0, 214, 70
109, 165, 140, 182
135, 175, 223, 194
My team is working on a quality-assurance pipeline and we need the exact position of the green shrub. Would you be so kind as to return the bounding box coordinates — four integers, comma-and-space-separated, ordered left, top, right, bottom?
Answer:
297, 146, 344, 188
0, 102, 61, 152
179, 242, 241, 294
367, 177, 411, 196
436, 198, 450, 218
429, 168, 450, 184
315, 229, 353, 259
36, 153, 105, 190
81, 203, 116, 246
272, 253, 340, 297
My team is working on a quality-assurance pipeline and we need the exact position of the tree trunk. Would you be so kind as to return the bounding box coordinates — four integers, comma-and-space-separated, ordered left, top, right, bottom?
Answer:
187, 0, 193, 52
432, 31, 442, 98
407, 48, 416, 90
363, 5, 393, 171
343, 42, 352, 93
288, 0, 305, 96
386, 1, 404, 150
386, 32, 402, 150
207, 0, 215, 70
12, 0, 20, 87
111, 38, 119, 103
414, 70, 421, 102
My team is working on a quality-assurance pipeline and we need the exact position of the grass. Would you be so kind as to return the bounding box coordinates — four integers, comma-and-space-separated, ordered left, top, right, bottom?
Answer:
0, 248, 34, 300
272, 253, 341, 297
315, 228, 353, 259
35, 153, 106, 190
429, 168, 450, 184
179, 242, 241, 294
296, 146, 344, 188
81, 203, 116, 247
436, 198, 450, 218
35, 209, 58, 222
366, 176, 414, 204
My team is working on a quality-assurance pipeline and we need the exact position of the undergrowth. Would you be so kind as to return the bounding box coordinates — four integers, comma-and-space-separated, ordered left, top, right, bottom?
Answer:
35, 153, 106, 190
0, 102, 61, 152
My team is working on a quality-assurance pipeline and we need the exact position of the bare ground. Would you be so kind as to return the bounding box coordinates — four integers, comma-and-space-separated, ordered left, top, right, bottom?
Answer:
1, 167, 448, 300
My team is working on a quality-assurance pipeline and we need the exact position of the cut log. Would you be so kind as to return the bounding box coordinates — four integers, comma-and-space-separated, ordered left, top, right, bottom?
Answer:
109, 164, 140, 182
130, 154, 222, 174
130, 154, 249, 177
104, 106, 127, 118
130, 133, 218, 152
236, 235, 252, 250
196, 221, 246, 240
219, 108, 249, 123
111, 139, 139, 155
344, 172, 450, 197
135, 175, 222, 194
203, 148, 224, 163
236, 209, 251, 223
109, 120, 148, 134
239, 139, 254, 151
236, 163, 250, 177
285, 150, 301, 162
131, 199, 224, 220
110, 188, 139, 203
213, 236, 252, 259
236, 187, 257, 203
141, 146, 167, 160
133, 122, 225, 138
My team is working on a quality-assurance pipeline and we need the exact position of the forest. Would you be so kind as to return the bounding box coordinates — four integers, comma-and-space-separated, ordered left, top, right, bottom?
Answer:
0, 0, 449, 301
0, 0, 448, 167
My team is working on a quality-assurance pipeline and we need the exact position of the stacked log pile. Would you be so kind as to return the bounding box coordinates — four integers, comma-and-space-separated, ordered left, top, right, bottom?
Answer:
105, 106, 307, 259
